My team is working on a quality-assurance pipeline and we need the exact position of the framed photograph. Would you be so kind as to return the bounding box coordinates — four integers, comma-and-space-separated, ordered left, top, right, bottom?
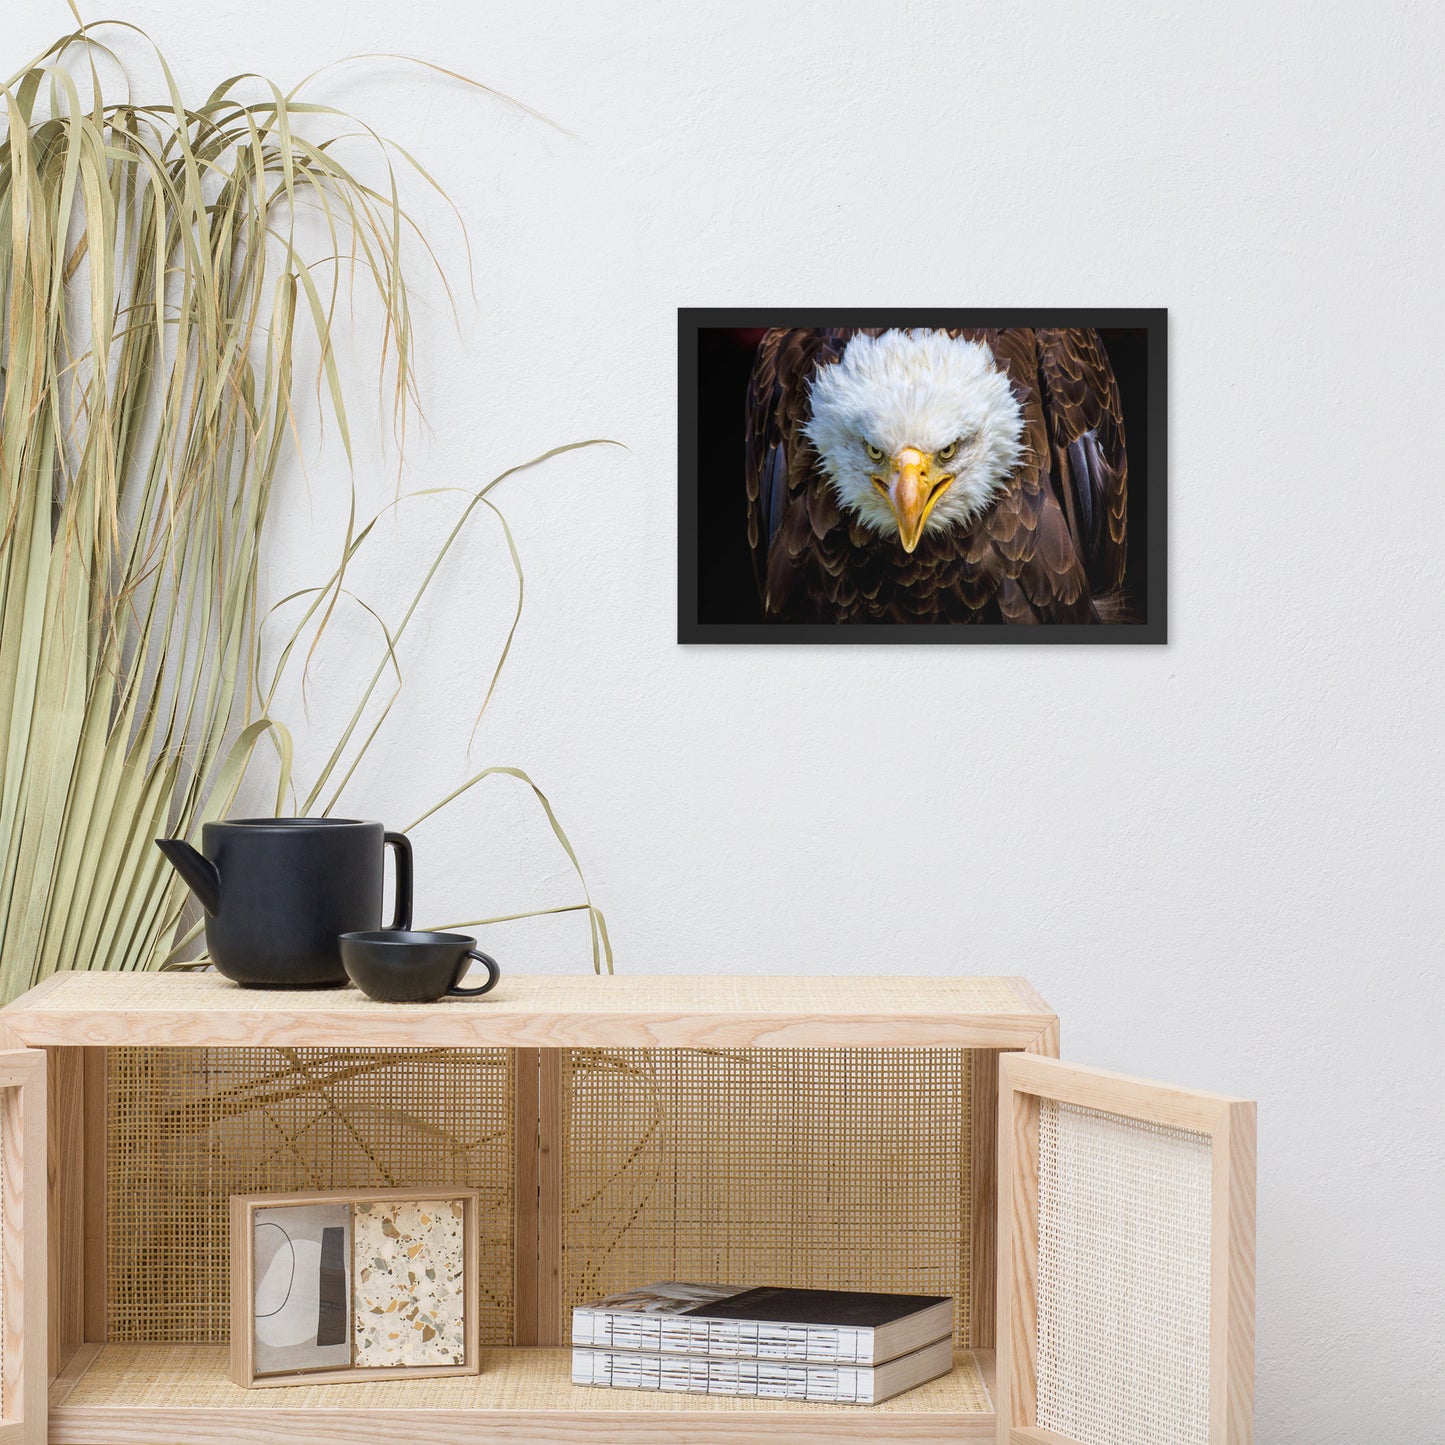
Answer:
230, 1187, 480, 1387
678, 308, 1166, 643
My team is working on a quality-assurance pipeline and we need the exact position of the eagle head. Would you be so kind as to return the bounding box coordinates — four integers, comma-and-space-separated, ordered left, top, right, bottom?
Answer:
802, 329, 1025, 553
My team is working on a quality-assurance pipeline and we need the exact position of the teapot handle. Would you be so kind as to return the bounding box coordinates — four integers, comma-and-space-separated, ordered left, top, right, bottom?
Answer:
384, 831, 413, 931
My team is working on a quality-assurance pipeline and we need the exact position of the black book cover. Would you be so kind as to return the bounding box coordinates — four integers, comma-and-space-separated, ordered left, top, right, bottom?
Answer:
682, 1287, 949, 1329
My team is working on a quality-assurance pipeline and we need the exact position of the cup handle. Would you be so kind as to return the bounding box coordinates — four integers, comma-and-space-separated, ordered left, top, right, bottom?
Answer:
384, 831, 413, 931
449, 950, 500, 997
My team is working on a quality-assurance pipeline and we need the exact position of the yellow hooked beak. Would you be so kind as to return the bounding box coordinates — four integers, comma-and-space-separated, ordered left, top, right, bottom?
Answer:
872, 447, 954, 553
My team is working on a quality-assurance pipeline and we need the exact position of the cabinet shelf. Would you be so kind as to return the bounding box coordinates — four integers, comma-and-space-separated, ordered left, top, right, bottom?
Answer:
49, 1344, 997, 1444
3, 970, 1056, 1049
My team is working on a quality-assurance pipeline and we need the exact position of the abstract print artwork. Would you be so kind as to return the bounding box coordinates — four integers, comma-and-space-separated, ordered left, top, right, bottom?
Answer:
251, 1201, 353, 1376
234, 1188, 478, 1385
679, 309, 1166, 643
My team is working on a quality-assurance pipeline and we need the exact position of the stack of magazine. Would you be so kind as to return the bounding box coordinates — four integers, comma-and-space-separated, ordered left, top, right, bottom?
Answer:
571, 1282, 954, 1405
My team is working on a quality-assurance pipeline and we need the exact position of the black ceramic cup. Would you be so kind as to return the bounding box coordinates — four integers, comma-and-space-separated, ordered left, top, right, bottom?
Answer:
338, 930, 501, 1003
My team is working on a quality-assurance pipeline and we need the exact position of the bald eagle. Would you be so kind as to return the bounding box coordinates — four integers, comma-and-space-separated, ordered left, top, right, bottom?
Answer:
744, 328, 1129, 623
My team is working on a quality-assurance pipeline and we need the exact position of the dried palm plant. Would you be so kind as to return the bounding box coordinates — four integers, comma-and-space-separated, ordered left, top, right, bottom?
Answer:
0, 17, 611, 1003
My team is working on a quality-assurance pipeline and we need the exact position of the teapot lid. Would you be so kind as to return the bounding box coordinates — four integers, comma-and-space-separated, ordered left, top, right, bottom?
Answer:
210, 817, 380, 829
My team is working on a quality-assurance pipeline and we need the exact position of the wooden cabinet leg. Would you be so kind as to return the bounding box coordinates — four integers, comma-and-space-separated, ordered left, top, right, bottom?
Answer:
537, 1048, 564, 1346
968, 1049, 998, 1352
513, 1048, 540, 1345
48, 1047, 83, 1376
47, 1045, 108, 1378
83, 1047, 106, 1342
512, 1047, 566, 1347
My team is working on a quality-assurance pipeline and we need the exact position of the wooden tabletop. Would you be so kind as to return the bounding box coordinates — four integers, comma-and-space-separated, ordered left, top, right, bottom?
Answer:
2, 971, 1056, 1050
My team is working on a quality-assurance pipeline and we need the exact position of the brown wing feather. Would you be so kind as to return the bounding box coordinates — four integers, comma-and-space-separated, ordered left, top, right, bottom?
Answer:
743, 330, 786, 599
951, 329, 1087, 623
744, 328, 848, 615
1034, 328, 1128, 595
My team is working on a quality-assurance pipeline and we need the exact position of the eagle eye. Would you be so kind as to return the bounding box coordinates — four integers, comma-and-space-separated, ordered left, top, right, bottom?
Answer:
864, 442, 885, 463
936, 439, 960, 463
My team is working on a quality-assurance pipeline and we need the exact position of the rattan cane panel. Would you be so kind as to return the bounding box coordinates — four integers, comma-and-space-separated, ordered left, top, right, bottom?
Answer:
561, 1048, 973, 1345
106, 1048, 513, 1344
60, 1344, 993, 1413
1036, 1100, 1212, 1445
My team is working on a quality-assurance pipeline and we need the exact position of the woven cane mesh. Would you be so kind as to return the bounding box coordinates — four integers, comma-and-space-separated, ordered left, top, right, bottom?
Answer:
106, 1048, 513, 1344
1036, 1100, 1212, 1445
561, 1048, 973, 1345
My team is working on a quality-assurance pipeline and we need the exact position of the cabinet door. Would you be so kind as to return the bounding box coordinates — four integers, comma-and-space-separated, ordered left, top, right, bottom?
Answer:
997, 1054, 1254, 1445
0, 1050, 45, 1445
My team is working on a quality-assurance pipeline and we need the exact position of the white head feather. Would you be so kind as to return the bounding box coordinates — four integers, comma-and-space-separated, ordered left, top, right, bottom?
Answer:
803, 329, 1025, 541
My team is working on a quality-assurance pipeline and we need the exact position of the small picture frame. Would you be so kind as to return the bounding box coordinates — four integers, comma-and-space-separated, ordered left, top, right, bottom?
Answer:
678, 308, 1168, 643
229, 1187, 480, 1388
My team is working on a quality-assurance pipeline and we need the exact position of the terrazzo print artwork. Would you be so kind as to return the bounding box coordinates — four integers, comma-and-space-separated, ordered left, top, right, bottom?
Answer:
352, 1198, 468, 1367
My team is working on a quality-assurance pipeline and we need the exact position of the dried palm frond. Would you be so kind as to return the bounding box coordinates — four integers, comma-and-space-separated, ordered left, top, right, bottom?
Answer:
0, 19, 611, 1001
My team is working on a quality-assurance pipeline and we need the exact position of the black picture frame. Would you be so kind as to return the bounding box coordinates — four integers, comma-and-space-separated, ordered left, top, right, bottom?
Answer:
678, 308, 1168, 644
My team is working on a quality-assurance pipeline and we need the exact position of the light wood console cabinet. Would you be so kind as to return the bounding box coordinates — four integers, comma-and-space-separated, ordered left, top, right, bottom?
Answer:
0, 971, 1252, 1444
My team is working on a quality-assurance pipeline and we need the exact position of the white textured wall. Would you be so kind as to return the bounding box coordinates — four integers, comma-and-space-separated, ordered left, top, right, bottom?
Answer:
13, 1, 1444, 1437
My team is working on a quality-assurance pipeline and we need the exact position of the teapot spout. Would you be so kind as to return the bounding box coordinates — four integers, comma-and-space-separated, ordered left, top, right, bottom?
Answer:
155, 838, 221, 915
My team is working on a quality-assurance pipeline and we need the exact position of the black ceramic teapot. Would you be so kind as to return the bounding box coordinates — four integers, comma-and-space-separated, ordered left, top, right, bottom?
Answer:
156, 818, 412, 988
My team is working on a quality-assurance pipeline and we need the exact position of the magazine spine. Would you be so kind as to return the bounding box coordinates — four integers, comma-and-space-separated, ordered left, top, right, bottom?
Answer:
571, 1346, 881, 1403
571, 1310, 877, 1363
